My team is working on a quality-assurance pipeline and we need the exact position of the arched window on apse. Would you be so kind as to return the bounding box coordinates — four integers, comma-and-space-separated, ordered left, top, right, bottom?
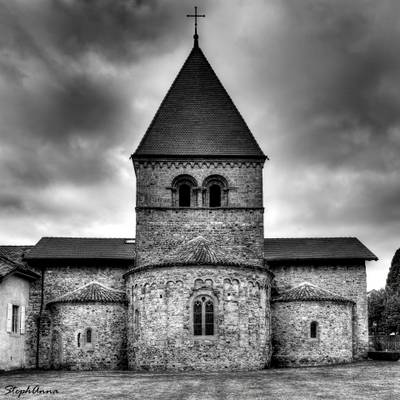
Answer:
310, 321, 318, 338
193, 296, 214, 336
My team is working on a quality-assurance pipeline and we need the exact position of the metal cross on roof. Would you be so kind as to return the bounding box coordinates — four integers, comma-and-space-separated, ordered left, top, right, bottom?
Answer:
187, 6, 205, 46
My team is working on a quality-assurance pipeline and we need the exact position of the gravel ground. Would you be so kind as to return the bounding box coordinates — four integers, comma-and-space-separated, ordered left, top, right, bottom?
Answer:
0, 361, 399, 400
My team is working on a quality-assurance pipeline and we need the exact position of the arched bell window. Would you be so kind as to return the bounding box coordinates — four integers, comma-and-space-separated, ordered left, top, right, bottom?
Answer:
310, 321, 318, 338
179, 184, 191, 207
202, 175, 228, 207
171, 175, 198, 207
193, 296, 215, 336
209, 184, 221, 207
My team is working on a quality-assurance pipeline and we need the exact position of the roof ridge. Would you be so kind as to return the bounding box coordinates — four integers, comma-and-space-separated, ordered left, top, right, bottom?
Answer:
40, 236, 134, 240
264, 236, 358, 240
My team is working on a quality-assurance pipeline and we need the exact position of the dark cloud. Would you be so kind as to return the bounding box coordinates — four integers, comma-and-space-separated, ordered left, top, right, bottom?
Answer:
0, 0, 398, 289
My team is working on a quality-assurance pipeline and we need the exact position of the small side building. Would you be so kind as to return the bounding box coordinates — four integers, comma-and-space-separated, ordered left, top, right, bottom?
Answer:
0, 246, 39, 371
271, 282, 354, 366
266, 237, 378, 365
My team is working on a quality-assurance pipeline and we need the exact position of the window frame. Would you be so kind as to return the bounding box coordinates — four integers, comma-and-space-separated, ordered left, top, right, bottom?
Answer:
190, 291, 218, 339
11, 305, 19, 334
170, 174, 198, 208
202, 175, 229, 208
310, 321, 318, 339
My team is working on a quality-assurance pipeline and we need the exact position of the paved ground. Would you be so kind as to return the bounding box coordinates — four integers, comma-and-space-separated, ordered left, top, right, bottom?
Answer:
0, 361, 399, 400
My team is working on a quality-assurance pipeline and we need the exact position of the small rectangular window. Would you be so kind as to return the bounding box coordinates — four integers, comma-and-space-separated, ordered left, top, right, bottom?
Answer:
12, 305, 19, 334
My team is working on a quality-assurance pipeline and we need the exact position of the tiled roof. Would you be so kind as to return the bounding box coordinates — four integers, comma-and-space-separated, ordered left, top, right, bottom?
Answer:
264, 237, 377, 261
0, 246, 38, 280
26, 237, 135, 260
133, 44, 265, 159
272, 282, 353, 304
46, 282, 126, 305
138, 236, 260, 269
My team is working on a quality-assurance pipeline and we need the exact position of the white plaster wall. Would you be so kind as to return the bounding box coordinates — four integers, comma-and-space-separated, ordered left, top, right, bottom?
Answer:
0, 275, 30, 370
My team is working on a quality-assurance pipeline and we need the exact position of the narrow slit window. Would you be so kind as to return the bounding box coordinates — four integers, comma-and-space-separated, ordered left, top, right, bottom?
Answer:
179, 184, 191, 207
86, 328, 92, 344
134, 309, 140, 331
77, 333, 81, 347
209, 185, 221, 207
11, 305, 19, 334
205, 300, 214, 335
310, 321, 318, 338
193, 300, 202, 336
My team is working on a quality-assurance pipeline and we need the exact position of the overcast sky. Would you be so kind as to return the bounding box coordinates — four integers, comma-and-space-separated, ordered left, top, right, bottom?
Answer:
0, 0, 399, 290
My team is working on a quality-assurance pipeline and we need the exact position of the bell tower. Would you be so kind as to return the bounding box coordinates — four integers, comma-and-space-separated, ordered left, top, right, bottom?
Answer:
131, 30, 267, 269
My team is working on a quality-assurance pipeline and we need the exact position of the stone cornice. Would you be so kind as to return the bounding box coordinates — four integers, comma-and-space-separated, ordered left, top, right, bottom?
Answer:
133, 159, 265, 169
135, 207, 265, 212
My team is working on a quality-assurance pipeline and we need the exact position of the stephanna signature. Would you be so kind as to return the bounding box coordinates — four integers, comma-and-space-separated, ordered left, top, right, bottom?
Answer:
4, 385, 59, 397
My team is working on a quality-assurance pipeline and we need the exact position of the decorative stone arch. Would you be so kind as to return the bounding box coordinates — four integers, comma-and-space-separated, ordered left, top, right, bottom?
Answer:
170, 174, 199, 207
202, 175, 229, 207
189, 289, 219, 339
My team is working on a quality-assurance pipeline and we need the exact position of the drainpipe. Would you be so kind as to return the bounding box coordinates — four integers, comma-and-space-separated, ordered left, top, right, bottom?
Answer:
35, 267, 45, 369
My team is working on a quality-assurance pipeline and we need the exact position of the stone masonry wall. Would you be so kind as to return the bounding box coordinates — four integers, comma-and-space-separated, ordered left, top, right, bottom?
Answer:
135, 161, 265, 267
134, 161, 264, 208
33, 263, 129, 369
126, 265, 271, 371
271, 301, 353, 367
136, 209, 264, 266
269, 262, 368, 359
44, 303, 127, 370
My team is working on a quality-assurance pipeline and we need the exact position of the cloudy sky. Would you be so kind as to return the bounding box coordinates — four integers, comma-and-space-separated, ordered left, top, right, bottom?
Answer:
0, 0, 399, 289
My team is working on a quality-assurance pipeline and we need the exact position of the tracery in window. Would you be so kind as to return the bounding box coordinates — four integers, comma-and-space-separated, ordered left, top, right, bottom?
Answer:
310, 321, 318, 338
193, 296, 214, 336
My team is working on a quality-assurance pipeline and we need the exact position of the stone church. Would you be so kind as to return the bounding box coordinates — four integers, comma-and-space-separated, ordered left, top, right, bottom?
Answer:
0, 31, 377, 371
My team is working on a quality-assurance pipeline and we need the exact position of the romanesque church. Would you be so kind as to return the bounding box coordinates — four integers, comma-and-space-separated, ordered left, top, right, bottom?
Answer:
0, 28, 377, 371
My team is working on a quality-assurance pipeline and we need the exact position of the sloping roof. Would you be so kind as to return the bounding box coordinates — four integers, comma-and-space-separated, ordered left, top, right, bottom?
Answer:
272, 282, 353, 304
133, 44, 265, 159
0, 246, 39, 281
26, 237, 135, 260
264, 237, 377, 261
46, 282, 126, 305
162, 236, 245, 265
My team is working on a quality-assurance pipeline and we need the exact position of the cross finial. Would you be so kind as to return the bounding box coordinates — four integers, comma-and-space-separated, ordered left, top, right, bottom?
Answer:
186, 6, 205, 48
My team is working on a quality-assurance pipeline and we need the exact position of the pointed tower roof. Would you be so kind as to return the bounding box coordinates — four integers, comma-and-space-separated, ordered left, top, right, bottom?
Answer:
133, 43, 266, 159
